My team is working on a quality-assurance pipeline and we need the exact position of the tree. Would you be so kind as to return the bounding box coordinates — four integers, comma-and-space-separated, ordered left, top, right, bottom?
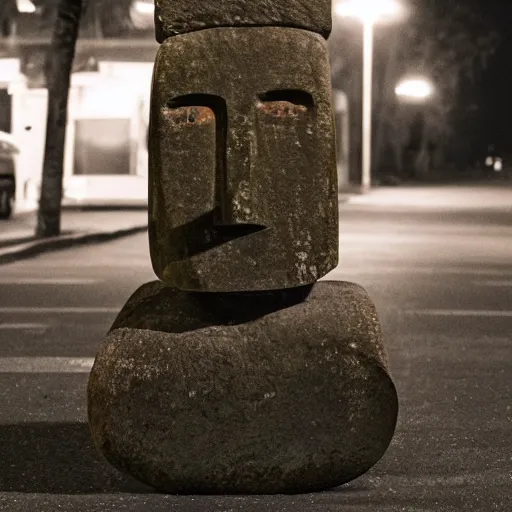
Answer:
0, 1, 148, 236
0, 0, 17, 37
378, 2, 498, 178
30, 0, 145, 237
33, 0, 137, 38
329, 0, 499, 181
36, 0, 86, 237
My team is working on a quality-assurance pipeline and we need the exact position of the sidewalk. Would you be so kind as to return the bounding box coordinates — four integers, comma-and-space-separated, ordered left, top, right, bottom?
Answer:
0, 191, 353, 264
0, 207, 148, 264
1, 182, 508, 265
346, 182, 512, 209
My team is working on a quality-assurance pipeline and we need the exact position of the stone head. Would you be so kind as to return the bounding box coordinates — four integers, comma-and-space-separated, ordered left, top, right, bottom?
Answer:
149, 27, 338, 292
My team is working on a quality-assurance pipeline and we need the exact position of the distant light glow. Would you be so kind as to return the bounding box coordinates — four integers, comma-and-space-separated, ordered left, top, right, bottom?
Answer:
16, 0, 36, 13
395, 78, 434, 100
335, 0, 403, 24
134, 1, 154, 14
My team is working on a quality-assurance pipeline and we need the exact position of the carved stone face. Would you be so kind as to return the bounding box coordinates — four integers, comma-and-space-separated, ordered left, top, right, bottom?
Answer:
149, 27, 338, 292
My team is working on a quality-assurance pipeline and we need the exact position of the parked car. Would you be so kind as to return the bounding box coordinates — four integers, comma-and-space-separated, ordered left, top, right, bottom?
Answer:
482, 143, 507, 176
0, 131, 18, 219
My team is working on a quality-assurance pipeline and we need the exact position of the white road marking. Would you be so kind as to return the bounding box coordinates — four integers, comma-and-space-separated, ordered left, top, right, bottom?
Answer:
0, 307, 119, 314
0, 278, 98, 285
12, 259, 151, 269
475, 280, 512, 287
0, 357, 94, 373
0, 323, 48, 330
327, 267, 512, 277
406, 309, 512, 318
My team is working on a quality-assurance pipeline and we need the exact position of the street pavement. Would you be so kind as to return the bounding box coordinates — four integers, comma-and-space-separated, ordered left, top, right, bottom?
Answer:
0, 185, 511, 511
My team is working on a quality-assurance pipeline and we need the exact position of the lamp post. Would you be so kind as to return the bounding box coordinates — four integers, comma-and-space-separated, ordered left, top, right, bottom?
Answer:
335, 0, 404, 191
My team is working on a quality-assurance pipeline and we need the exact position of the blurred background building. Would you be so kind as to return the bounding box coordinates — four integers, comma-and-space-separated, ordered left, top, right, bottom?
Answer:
329, 0, 508, 187
0, 0, 157, 212
0, 0, 510, 213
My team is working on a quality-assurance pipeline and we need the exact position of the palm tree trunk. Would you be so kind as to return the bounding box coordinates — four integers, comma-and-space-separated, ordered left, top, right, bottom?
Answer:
36, 0, 85, 238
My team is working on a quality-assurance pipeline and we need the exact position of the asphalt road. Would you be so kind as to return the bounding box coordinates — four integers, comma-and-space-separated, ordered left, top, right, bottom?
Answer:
0, 185, 511, 511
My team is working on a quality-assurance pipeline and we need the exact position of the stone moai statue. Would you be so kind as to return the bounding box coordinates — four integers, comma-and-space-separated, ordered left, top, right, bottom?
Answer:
88, 0, 398, 494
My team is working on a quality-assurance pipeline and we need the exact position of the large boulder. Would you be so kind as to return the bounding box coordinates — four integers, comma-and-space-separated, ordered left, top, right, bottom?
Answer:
88, 280, 398, 494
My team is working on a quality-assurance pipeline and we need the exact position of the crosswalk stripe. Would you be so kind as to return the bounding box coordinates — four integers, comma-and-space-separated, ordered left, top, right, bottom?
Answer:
0, 323, 48, 329
0, 278, 98, 285
405, 309, 512, 318
0, 307, 120, 314
326, 267, 512, 277
474, 280, 512, 287
0, 357, 94, 373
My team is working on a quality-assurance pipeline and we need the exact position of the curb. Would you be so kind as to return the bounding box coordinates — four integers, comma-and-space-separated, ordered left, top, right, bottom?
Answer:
1, 191, 351, 265
0, 225, 148, 265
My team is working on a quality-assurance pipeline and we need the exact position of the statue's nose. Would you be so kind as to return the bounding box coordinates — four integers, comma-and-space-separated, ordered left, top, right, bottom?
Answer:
167, 102, 266, 244
215, 111, 262, 232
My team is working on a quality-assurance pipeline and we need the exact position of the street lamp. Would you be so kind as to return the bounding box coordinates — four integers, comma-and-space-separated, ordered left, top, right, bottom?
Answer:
131, 0, 156, 29
133, 1, 155, 14
16, 0, 36, 13
335, 0, 404, 190
395, 77, 434, 102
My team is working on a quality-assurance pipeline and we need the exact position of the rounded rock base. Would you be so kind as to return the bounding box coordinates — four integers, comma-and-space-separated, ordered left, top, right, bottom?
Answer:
87, 281, 398, 494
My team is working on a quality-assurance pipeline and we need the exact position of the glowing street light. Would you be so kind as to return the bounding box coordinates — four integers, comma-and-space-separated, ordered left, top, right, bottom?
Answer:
16, 0, 36, 13
335, 0, 405, 190
131, 0, 156, 29
395, 77, 435, 101
334, 0, 403, 24
133, 1, 155, 14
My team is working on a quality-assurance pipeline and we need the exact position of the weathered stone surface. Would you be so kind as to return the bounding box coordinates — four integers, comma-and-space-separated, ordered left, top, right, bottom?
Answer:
154, 0, 332, 43
149, 27, 338, 292
88, 281, 398, 494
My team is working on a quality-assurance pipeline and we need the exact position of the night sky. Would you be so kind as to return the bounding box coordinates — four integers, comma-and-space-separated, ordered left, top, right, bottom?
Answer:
476, 0, 512, 155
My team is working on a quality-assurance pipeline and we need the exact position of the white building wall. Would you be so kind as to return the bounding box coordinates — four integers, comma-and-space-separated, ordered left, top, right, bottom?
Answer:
7, 60, 154, 213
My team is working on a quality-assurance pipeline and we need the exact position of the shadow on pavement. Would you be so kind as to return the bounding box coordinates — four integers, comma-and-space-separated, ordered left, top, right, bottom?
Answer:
0, 422, 154, 494
0, 422, 375, 497
0, 231, 75, 250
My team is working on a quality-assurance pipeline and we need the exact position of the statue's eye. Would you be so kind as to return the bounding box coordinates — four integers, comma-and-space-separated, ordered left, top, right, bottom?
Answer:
257, 101, 307, 118
163, 105, 215, 125
257, 90, 314, 118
